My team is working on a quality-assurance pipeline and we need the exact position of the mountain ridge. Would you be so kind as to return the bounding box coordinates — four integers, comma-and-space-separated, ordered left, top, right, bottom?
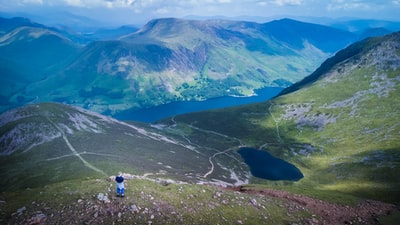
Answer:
0, 24, 80, 110
261, 18, 357, 52
1, 16, 359, 115
278, 32, 394, 96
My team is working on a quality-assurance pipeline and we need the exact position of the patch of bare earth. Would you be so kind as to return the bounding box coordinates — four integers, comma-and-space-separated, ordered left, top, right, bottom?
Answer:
228, 186, 399, 225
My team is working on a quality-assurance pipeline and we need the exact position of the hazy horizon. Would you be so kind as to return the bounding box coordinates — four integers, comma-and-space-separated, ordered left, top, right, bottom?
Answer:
1, 0, 400, 27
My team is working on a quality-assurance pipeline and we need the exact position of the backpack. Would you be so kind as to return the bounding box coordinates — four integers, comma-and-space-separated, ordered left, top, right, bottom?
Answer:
115, 176, 124, 183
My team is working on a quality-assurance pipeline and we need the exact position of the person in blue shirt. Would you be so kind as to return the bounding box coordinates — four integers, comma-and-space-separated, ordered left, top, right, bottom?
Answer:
115, 172, 125, 197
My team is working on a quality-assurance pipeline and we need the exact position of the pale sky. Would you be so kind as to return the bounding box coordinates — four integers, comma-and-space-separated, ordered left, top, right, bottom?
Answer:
1, 0, 399, 25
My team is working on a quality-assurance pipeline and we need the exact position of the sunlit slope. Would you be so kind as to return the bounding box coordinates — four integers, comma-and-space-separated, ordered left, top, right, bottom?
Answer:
0, 103, 250, 191
167, 32, 400, 203
11, 18, 357, 116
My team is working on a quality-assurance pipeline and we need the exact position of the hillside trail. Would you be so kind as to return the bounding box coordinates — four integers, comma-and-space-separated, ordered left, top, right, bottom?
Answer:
168, 116, 245, 179
45, 116, 108, 177
227, 186, 399, 225
203, 146, 240, 178
268, 103, 282, 143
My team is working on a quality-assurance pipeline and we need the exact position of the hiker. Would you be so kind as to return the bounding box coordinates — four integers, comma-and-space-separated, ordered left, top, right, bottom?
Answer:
115, 172, 125, 197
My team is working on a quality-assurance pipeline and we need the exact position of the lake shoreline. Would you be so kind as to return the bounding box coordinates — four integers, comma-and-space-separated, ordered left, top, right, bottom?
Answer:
113, 86, 283, 123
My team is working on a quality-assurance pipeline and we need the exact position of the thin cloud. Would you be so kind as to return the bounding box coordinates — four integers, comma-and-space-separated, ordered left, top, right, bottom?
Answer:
0, 0, 398, 24
1, 0, 137, 8
326, 0, 386, 11
22, 0, 44, 4
271, 0, 303, 6
63, 0, 85, 7
63, 0, 137, 8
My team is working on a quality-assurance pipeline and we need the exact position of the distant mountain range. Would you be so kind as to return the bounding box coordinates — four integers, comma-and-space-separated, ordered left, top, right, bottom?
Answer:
330, 19, 400, 33
3, 16, 397, 116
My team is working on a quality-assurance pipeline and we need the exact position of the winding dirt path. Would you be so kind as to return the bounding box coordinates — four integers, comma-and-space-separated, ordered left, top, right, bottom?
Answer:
166, 118, 246, 179
203, 147, 238, 178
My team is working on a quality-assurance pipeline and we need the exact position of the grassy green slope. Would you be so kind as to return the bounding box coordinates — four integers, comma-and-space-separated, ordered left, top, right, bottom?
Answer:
123, 17, 332, 88
0, 26, 79, 75
1, 177, 316, 225
1, 18, 356, 116
0, 103, 321, 224
0, 26, 80, 113
15, 19, 331, 116
1, 101, 399, 223
54, 18, 340, 114
0, 102, 252, 192
165, 32, 400, 204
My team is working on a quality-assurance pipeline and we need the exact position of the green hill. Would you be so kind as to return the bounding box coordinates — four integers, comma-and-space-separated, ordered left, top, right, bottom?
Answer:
164, 31, 400, 204
0, 24, 80, 112
1, 17, 358, 116
1, 101, 399, 224
0, 102, 310, 224
0, 102, 252, 191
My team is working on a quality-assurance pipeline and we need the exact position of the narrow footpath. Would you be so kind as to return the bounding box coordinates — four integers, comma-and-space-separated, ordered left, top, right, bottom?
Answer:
46, 117, 108, 176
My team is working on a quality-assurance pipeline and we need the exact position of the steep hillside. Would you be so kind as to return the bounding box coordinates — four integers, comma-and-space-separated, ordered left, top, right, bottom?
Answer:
279, 33, 386, 95
164, 32, 400, 203
0, 26, 78, 68
0, 102, 251, 191
261, 18, 356, 52
0, 22, 80, 112
1, 103, 399, 224
5, 17, 358, 116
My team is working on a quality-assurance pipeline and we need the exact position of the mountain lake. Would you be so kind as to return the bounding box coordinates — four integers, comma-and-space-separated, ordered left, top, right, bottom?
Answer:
238, 147, 304, 181
114, 86, 303, 181
114, 87, 283, 122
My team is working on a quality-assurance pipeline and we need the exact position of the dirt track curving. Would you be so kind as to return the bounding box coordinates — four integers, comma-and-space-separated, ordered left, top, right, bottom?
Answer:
227, 186, 399, 225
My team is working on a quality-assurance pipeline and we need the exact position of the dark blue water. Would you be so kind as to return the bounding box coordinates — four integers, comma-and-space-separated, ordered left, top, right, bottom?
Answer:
238, 147, 303, 181
114, 87, 282, 122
